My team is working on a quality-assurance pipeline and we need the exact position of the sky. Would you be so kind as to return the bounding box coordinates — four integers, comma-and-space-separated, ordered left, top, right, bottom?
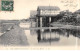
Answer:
0, 0, 80, 20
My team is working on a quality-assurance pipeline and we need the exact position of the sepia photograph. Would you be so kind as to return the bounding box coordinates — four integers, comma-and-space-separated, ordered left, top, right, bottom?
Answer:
0, 0, 80, 50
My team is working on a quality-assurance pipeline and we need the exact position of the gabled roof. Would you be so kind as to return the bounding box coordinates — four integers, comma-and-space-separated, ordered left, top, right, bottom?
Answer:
37, 6, 60, 11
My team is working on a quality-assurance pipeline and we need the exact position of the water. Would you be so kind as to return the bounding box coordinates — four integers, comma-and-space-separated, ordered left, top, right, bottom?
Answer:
78, 38, 80, 45
20, 23, 80, 46
35, 29, 77, 46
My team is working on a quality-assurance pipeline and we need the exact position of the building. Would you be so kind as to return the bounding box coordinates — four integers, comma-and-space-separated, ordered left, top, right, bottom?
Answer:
30, 10, 37, 28
30, 6, 60, 42
36, 6, 60, 27
30, 6, 60, 27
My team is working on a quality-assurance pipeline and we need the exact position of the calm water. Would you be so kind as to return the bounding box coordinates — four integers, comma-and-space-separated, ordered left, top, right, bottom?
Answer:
36, 29, 80, 39
32, 29, 80, 45
1, 23, 80, 46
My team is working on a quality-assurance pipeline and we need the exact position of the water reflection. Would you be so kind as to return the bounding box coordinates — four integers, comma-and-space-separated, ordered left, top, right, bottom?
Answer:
36, 29, 80, 42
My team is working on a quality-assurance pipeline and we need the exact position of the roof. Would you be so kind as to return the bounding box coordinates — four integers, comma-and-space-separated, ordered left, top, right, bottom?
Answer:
30, 10, 37, 18
37, 6, 60, 11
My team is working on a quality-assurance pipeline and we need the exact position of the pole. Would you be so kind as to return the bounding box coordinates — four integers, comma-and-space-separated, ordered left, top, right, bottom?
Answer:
36, 18, 38, 27
49, 17, 51, 45
40, 17, 42, 40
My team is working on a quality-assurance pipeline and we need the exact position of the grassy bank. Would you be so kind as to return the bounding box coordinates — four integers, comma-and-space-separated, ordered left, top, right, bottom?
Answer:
0, 25, 29, 46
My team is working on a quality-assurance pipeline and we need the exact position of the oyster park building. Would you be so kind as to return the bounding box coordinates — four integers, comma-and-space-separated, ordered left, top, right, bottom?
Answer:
30, 6, 61, 41
30, 6, 60, 28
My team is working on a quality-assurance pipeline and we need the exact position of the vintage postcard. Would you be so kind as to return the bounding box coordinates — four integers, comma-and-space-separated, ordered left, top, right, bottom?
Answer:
0, 0, 80, 50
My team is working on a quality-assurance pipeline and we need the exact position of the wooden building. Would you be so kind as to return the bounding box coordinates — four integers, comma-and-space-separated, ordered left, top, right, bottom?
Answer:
36, 6, 60, 27
30, 6, 60, 42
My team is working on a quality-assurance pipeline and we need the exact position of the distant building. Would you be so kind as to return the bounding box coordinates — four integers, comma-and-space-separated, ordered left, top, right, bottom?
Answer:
30, 10, 37, 27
